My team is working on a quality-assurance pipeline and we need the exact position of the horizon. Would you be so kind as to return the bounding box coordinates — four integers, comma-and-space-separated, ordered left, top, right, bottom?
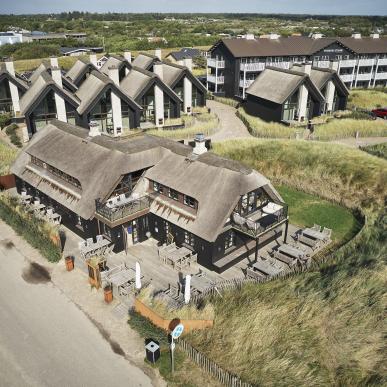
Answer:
1, 0, 386, 16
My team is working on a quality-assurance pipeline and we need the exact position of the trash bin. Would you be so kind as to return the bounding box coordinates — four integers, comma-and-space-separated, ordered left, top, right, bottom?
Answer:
104, 286, 113, 303
145, 339, 160, 364
65, 256, 74, 272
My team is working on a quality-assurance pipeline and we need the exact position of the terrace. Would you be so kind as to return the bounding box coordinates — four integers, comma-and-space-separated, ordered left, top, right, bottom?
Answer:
231, 202, 288, 238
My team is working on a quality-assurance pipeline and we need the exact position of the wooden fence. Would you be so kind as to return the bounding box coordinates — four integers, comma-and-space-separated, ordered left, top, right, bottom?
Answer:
178, 339, 253, 387
134, 298, 213, 333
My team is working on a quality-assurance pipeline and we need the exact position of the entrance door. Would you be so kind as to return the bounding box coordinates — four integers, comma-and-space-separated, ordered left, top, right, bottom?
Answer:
124, 221, 138, 251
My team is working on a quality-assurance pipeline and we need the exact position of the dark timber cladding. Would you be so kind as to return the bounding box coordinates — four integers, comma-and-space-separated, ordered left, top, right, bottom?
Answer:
11, 120, 288, 272
207, 35, 387, 97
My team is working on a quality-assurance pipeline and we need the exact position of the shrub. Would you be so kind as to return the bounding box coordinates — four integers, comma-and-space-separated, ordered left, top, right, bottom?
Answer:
0, 139, 18, 175
0, 113, 12, 129
0, 194, 62, 262
4, 123, 22, 148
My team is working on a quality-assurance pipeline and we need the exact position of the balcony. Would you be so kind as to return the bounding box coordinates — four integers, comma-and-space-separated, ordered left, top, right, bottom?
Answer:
358, 58, 375, 67
313, 60, 330, 68
340, 74, 353, 83
377, 58, 387, 66
207, 58, 225, 68
240, 62, 265, 72
266, 61, 290, 70
95, 195, 152, 226
231, 202, 288, 238
375, 72, 387, 80
239, 79, 255, 88
207, 74, 224, 84
340, 59, 357, 67
356, 73, 372, 81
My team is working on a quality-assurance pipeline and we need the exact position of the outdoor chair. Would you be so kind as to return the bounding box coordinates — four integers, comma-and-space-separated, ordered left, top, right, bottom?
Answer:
46, 208, 53, 215
322, 227, 332, 239
86, 238, 93, 246
96, 234, 104, 243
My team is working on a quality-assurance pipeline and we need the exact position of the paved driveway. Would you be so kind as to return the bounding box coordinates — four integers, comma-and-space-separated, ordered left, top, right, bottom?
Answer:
207, 100, 252, 142
0, 225, 153, 387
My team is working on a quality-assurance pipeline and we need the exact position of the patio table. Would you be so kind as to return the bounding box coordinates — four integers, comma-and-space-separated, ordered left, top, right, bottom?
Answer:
278, 244, 305, 259
190, 274, 214, 293
302, 228, 326, 241
81, 239, 111, 258
253, 259, 282, 276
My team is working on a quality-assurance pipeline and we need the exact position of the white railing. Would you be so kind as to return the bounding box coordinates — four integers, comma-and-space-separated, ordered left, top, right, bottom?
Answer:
340, 59, 357, 67
207, 58, 225, 68
375, 72, 387, 80
266, 61, 290, 70
377, 58, 387, 66
313, 60, 330, 68
240, 62, 265, 72
340, 74, 353, 83
358, 58, 375, 67
239, 79, 255, 88
207, 74, 224, 84
356, 73, 372, 81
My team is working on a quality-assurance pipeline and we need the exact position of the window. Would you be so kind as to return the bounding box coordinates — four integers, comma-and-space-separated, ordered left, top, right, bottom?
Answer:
184, 195, 196, 208
153, 181, 164, 194
184, 230, 194, 247
169, 188, 179, 201
225, 231, 235, 250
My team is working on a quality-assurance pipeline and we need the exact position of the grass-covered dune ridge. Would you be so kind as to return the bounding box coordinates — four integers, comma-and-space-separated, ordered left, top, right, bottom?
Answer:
186, 139, 386, 386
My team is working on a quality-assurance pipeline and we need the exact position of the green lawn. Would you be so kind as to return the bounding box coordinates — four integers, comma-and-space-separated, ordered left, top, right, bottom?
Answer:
277, 185, 360, 242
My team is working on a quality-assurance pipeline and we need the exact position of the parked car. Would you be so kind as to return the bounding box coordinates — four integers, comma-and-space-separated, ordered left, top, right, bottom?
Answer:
371, 108, 387, 119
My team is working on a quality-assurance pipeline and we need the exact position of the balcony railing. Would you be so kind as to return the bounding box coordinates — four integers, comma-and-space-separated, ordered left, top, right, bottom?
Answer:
356, 73, 372, 81
207, 58, 225, 68
375, 72, 387, 80
313, 60, 330, 68
207, 74, 225, 84
231, 204, 288, 238
240, 62, 265, 72
95, 195, 151, 223
358, 58, 375, 67
266, 61, 290, 70
340, 59, 357, 67
340, 74, 353, 83
239, 79, 255, 88
377, 58, 387, 66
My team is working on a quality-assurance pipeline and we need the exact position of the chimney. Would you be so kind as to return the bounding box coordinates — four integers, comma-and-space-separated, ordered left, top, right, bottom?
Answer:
4, 58, 15, 76
108, 65, 119, 85
370, 33, 379, 39
153, 63, 163, 80
50, 56, 59, 67
123, 50, 132, 63
329, 61, 339, 72
89, 53, 97, 66
154, 48, 162, 60
300, 62, 312, 75
51, 66, 63, 88
88, 121, 100, 137
351, 33, 361, 39
183, 58, 193, 71
193, 133, 207, 155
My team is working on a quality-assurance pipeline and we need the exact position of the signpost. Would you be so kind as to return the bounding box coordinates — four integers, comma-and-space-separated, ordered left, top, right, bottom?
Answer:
170, 323, 184, 373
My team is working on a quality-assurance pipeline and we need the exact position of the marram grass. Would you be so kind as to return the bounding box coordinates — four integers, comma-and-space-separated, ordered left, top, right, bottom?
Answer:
185, 139, 387, 386
0, 138, 18, 175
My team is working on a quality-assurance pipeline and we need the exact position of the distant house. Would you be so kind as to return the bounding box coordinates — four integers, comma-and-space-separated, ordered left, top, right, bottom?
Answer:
60, 47, 103, 57
166, 48, 202, 65
244, 63, 348, 123
0, 31, 23, 46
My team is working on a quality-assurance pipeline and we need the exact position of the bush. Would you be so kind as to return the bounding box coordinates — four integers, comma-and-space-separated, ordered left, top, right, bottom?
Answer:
0, 113, 12, 129
0, 195, 62, 262
0, 139, 18, 175
4, 123, 22, 148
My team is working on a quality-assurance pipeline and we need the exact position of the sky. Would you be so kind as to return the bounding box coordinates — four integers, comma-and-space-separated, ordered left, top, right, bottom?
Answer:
1, 0, 386, 16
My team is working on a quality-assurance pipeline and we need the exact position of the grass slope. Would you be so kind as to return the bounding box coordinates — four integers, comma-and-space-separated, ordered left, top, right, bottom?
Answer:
277, 185, 359, 242
360, 142, 387, 160
186, 139, 386, 386
0, 138, 18, 175
349, 89, 387, 110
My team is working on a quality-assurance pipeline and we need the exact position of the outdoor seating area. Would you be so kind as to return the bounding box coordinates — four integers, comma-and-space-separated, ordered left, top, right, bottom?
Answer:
158, 243, 198, 271
20, 192, 62, 225
298, 224, 332, 250
179, 270, 215, 297
78, 235, 113, 260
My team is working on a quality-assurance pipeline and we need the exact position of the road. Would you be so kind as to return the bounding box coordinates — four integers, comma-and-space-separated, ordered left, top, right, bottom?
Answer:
0, 234, 153, 387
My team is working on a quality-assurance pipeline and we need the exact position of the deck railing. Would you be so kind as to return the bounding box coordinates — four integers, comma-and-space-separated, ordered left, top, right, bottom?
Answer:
95, 196, 152, 222
231, 204, 288, 237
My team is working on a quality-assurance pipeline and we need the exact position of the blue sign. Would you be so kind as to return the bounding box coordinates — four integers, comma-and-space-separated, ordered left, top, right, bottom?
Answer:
171, 324, 184, 339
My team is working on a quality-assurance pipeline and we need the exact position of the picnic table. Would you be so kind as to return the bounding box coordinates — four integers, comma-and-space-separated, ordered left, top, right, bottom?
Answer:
190, 273, 214, 294
278, 244, 306, 259
302, 228, 326, 241
253, 259, 283, 276
160, 244, 196, 270
81, 239, 111, 259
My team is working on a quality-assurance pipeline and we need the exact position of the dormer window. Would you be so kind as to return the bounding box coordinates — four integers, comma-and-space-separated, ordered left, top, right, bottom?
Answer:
168, 188, 179, 201
184, 195, 196, 208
